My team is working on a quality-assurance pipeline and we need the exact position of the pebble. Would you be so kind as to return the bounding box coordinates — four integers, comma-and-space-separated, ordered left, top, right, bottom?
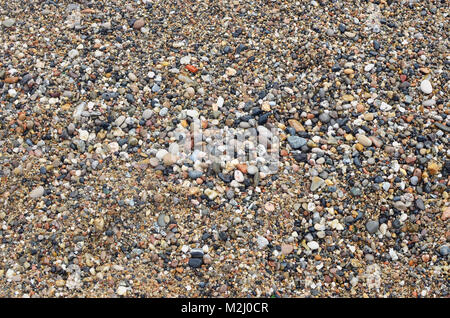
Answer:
307, 241, 319, 250
142, 109, 153, 120
234, 170, 244, 183
366, 220, 379, 234
133, 19, 145, 29
364, 64, 375, 72
420, 79, 433, 94
116, 286, 127, 296
2, 18, 16, 28
30, 186, 45, 199
310, 177, 325, 192
247, 165, 258, 175
356, 134, 372, 147
257, 236, 269, 249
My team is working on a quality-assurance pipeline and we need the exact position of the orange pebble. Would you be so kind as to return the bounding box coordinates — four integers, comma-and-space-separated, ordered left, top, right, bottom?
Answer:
185, 65, 198, 73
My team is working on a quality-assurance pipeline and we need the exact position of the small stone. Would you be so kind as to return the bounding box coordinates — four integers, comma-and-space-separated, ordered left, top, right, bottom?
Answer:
247, 165, 258, 175
382, 182, 390, 192
117, 286, 127, 296
310, 176, 325, 192
287, 136, 307, 149
356, 134, 372, 147
350, 187, 362, 197
415, 198, 425, 210
366, 220, 379, 234
281, 244, 294, 255
30, 186, 44, 199
156, 149, 168, 160
68, 49, 79, 59
94, 218, 105, 231
188, 258, 202, 268
288, 119, 305, 132
180, 56, 191, 64
364, 64, 375, 72
163, 153, 176, 166
234, 170, 244, 183
204, 189, 218, 200
319, 113, 330, 123
217, 96, 224, 108
133, 19, 145, 29
142, 109, 153, 120
2, 18, 16, 28
442, 207, 450, 221
225, 67, 237, 76
189, 170, 203, 179
427, 162, 440, 175
307, 241, 319, 250
420, 79, 432, 94
264, 202, 275, 212
190, 248, 204, 258
438, 245, 449, 256
79, 130, 89, 141
257, 236, 269, 249
185, 87, 195, 97
128, 72, 138, 81
157, 214, 168, 227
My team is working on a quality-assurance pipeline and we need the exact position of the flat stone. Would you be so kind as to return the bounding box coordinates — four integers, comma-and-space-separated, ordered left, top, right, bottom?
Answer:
188, 258, 202, 268
307, 241, 319, 250
420, 79, 432, 94
188, 170, 203, 179
281, 244, 294, 255
415, 198, 425, 210
288, 119, 305, 132
133, 19, 145, 29
287, 136, 307, 149
310, 176, 325, 192
157, 214, 169, 227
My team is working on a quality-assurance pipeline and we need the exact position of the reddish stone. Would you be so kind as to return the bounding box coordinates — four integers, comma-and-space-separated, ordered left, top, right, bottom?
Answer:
185, 65, 198, 73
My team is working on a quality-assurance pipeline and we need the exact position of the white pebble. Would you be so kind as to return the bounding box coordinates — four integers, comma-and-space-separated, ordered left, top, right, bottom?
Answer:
420, 79, 432, 94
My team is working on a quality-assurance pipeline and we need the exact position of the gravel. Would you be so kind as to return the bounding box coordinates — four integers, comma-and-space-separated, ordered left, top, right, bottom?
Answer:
0, 0, 448, 299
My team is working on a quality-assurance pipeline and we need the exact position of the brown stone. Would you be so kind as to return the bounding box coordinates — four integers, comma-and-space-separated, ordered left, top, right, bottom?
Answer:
133, 19, 145, 29
4, 77, 19, 84
281, 243, 294, 255
287, 119, 305, 132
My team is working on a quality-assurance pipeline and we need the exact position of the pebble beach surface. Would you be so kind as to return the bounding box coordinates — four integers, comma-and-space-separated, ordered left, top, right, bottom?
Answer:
0, 0, 449, 297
